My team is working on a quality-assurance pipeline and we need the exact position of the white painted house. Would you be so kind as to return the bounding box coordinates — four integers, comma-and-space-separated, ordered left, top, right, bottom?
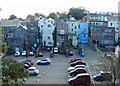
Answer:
67, 18, 78, 46
108, 16, 118, 43
38, 17, 55, 47
115, 45, 120, 57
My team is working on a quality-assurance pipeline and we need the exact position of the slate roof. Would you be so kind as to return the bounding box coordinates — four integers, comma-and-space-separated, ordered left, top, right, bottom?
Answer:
108, 16, 118, 21
1, 19, 20, 26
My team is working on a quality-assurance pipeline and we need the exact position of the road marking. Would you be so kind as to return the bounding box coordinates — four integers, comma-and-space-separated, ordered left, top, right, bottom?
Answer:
86, 63, 96, 86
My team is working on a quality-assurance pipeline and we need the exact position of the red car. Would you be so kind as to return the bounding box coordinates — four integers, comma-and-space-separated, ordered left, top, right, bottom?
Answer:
68, 73, 91, 85
70, 60, 86, 67
21, 59, 33, 65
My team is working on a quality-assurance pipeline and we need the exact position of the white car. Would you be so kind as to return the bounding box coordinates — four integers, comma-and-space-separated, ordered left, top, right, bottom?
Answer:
29, 51, 34, 56
68, 65, 86, 72
28, 67, 39, 75
15, 51, 20, 57
54, 47, 58, 53
21, 51, 26, 56
37, 58, 51, 65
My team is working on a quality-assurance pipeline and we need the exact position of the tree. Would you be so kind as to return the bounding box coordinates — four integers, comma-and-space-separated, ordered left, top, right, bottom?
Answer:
8, 15, 18, 20
2, 42, 7, 54
67, 7, 87, 20
34, 13, 45, 18
0, 26, 7, 54
19, 18, 24, 21
2, 57, 29, 85
60, 12, 68, 19
90, 52, 120, 86
26, 14, 35, 21
47, 12, 57, 19
78, 44, 82, 53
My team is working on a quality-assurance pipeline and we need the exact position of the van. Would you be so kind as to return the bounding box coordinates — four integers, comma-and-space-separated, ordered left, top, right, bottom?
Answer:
68, 73, 91, 85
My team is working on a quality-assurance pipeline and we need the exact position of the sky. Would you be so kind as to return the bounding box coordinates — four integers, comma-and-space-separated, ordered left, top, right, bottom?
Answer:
0, 0, 120, 19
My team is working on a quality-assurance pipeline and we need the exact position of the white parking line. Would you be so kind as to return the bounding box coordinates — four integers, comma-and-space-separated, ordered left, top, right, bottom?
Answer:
86, 63, 96, 86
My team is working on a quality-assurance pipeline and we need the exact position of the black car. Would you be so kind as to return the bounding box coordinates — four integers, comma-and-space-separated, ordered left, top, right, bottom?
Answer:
38, 52, 43, 57
69, 68, 87, 76
70, 58, 82, 63
93, 71, 112, 81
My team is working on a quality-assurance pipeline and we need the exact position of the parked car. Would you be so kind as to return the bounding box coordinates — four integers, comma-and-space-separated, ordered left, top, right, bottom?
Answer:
15, 51, 20, 57
42, 47, 46, 50
74, 46, 77, 49
38, 52, 43, 57
68, 65, 86, 72
54, 47, 58, 53
93, 71, 112, 81
70, 61, 86, 67
25, 59, 33, 65
21, 59, 33, 65
68, 73, 91, 85
37, 58, 51, 65
29, 51, 34, 56
22, 64, 29, 69
70, 58, 82, 63
69, 51, 74, 56
28, 67, 39, 75
105, 45, 115, 51
47, 47, 51, 51
69, 68, 87, 76
21, 51, 27, 56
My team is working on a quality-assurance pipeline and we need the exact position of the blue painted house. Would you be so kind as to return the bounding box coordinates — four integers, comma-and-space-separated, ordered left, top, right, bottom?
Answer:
78, 23, 88, 43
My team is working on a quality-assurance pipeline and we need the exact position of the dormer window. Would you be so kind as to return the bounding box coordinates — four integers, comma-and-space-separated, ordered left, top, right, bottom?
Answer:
48, 24, 51, 27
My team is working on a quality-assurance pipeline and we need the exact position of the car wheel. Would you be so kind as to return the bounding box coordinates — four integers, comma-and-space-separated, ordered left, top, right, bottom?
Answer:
34, 73, 37, 75
86, 82, 90, 85
72, 73, 74, 76
37, 62, 40, 65
71, 82, 74, 85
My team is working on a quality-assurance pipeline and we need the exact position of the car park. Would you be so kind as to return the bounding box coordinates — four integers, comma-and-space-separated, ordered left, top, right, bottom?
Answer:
15, 51, 20, 57
28, 67, 39, 75
54, 47, 58, 53
68, 65, 86, 72
69, 68, 87, 76
93, 71, 112, 81
70, 58, 82, 63
38, 52, 43, 57
21, 51, 27, 56
29, 51, 34, 56
37, 58, 51, 65
70, 61, 86, 67
68, 73, 91, 85
69, 51, 74, 56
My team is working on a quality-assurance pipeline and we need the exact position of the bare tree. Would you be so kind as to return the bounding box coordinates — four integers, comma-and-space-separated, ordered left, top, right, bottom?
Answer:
90, 52, 120, 86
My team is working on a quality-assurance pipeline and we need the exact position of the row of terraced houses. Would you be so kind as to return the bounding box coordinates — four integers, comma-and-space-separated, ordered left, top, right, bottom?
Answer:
0, 12, 119, 53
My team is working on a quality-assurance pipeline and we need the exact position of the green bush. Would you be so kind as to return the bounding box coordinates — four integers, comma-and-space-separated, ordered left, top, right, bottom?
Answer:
78, 44, 82, 53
